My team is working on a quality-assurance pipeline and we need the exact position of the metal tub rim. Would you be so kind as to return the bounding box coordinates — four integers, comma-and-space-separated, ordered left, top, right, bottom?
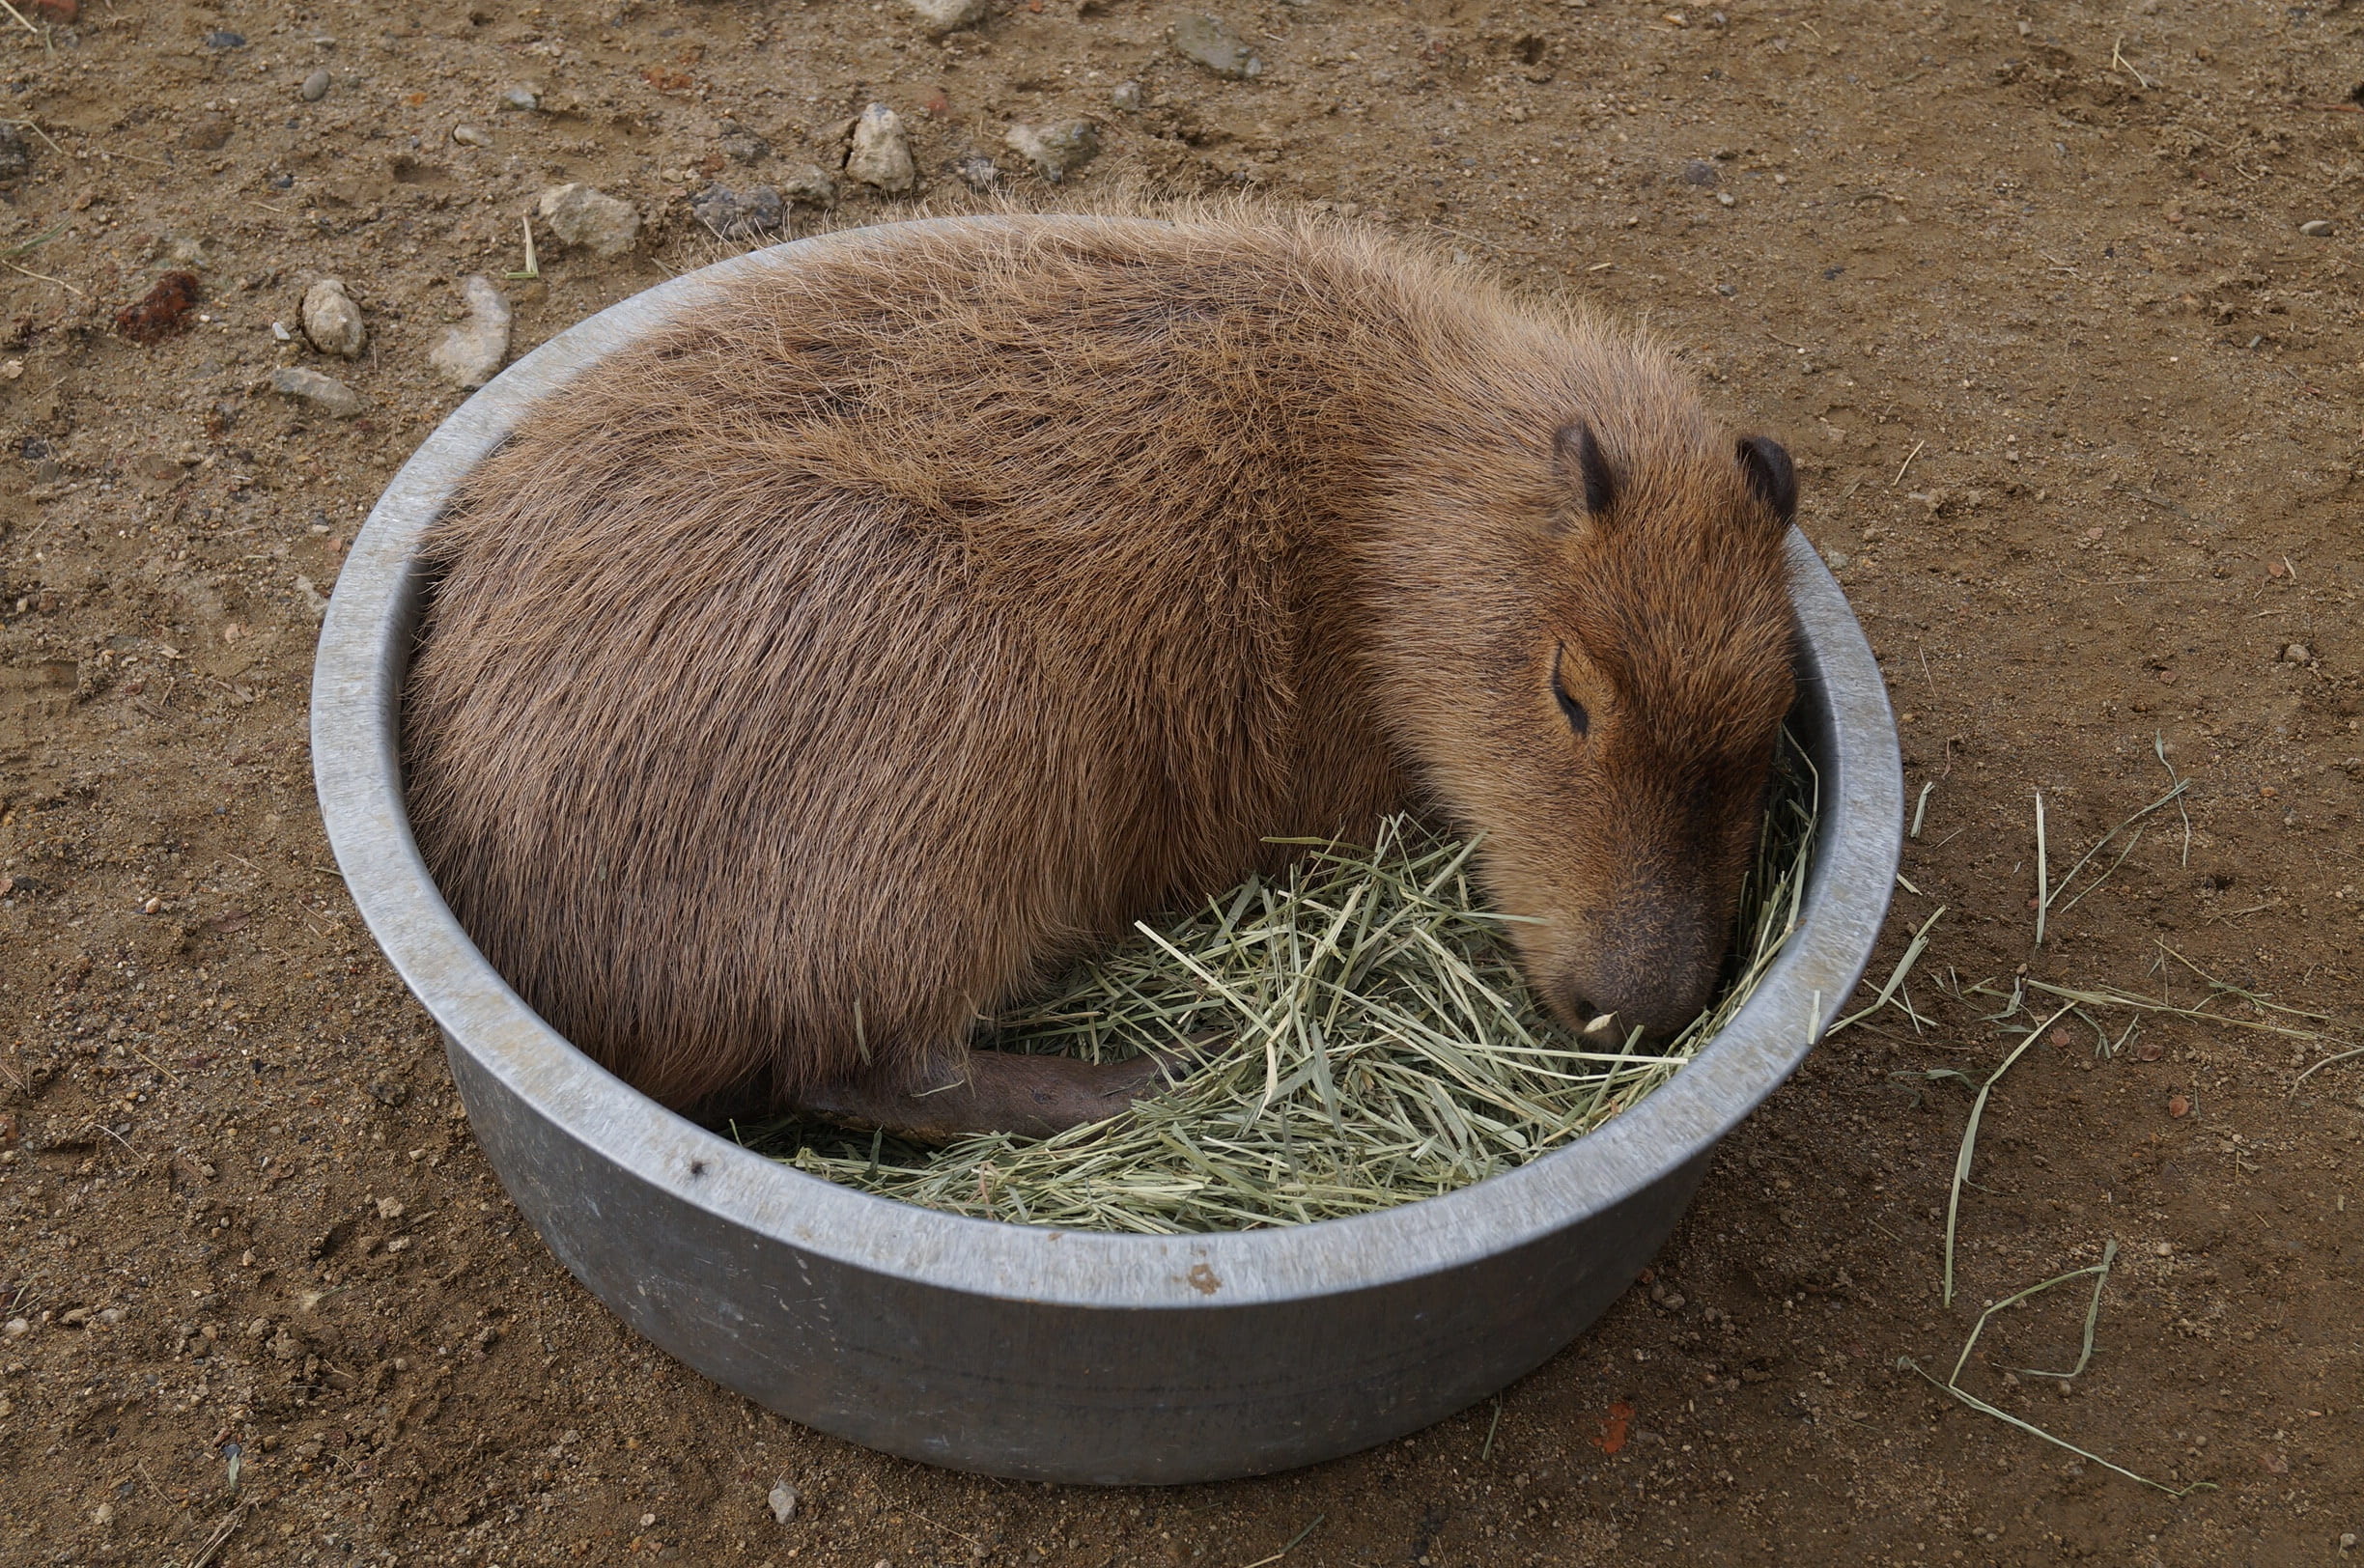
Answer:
312, 214, 1901, 1316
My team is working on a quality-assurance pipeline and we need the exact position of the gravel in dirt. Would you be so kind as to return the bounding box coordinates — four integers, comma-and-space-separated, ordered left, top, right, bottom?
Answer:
1, 0, 2360, 1565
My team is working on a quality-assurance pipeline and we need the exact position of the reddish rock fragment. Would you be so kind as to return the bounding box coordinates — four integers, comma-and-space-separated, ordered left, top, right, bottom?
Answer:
115, 271, 200, 345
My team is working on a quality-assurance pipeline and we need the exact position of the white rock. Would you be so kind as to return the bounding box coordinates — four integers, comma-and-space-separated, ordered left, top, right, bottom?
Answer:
768, 1479, 798, 1524
299, 276, 365, 358
535, 183, 641, 257
430, 274, 512, 389
270, 366, 363, 419
904, 0, 986, 33
845, 103, 916, 195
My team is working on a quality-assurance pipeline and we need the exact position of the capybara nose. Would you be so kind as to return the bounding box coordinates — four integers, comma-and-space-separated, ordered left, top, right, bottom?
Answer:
1560, 926, 1724, 1044
1562, 983, 1707, 1046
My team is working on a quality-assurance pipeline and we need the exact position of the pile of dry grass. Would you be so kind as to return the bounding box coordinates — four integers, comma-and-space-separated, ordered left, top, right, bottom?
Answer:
751, 741, 1816, 1233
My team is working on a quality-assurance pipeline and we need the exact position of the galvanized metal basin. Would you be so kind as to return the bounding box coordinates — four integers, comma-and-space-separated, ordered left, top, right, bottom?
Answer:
311, 216, 1903, 1486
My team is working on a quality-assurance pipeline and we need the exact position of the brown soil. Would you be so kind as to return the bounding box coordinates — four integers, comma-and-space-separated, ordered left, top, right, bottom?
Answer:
2, 1, 2359, 1565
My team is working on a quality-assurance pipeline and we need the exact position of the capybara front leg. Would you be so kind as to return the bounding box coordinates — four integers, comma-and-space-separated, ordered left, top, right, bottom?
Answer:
798, 1050, 1180, 1143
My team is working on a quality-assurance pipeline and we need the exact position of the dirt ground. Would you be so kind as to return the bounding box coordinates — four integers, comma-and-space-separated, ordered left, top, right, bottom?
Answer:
2, 0, 2360, 1562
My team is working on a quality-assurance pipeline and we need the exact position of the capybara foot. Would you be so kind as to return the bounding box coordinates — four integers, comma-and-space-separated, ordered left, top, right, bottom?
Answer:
799, 1050, 1181, 1143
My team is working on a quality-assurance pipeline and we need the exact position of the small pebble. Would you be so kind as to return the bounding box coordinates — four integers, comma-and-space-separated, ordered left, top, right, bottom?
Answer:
300, 276, 366, 358
500, 84, 542, 112
846, 102, 917, 194
2167, 1092, 2191, 1118
2283, 643, 2310, 664
1716, 191, 1735, 207
270, 366, 364, 419
2298, 219, 2335, 238
905, 0, 987, 33
429, 274, 512, 389
0, 124, 30, 182
1170, 14, 1262, 79
142, 895, 163, 914
2, 1318, 27, 1337
690, 183, 785, 239
298, 69, 331, 102
92, 1502, 113, 1527
1111, 79, 1143, 112
779, 163, 837, 207
952, 154, 1001, 192
206, 29, 246, 48
1005, 120, 1101, 182
536, 183, 641, 257
1682, 159, 1717, 186
1715, 283, 1736, 296
452, 124, 492, 148
718, 121, 772, 164
768, 1479, 799, 1524
640, 1513, 658, 1527
2153, 1241, 2174, 1256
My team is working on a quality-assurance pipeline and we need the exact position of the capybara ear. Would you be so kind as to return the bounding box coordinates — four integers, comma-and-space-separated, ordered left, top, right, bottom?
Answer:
1552, 422, 1617, 521
1737, 435, 1797, 526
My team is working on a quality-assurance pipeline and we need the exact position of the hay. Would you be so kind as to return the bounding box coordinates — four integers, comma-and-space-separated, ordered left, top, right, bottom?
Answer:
748, 737, 1817, 1233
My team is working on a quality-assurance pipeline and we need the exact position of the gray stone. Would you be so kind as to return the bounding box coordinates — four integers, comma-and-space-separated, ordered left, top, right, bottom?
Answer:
718, 121, 771, 165
846, 103, 916, 194
905, 0, 987, 34
1111, 79, 1143, 112
299, 277, 366, 358
2298, 219, 2335, 238
1005, 120, 1101, 182
451, 124, 492, 148
1682, 159, 1718, 186
690, 183, 784, 239
0, 125, 30, 184
1169, 14, 1262, 79
536, 183, 641, 257
779, 163, 837, 206
768, 1480, 798, 1525
500, 84, 541, 112
952, 154, 1001, 192
298, 69, 331, 102
429, 275, 512, 390
270, 367, 363, 419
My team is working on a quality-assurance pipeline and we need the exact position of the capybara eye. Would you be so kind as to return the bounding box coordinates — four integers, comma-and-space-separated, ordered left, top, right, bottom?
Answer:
1550, 645, 1590, 739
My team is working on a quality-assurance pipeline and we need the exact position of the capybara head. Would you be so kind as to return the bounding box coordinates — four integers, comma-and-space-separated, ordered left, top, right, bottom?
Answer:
1393, 414, 1799, 1042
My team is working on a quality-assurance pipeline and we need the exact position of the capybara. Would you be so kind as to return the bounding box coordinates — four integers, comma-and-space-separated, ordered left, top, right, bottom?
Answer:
403, 210, 1799, 1141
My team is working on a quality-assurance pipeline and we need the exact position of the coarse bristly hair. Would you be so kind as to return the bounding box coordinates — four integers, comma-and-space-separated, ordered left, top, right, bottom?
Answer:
402, 203, 1800, 1116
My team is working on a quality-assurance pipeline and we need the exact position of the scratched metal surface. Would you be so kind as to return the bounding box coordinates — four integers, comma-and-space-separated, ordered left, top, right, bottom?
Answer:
310, 216, 1904, 1485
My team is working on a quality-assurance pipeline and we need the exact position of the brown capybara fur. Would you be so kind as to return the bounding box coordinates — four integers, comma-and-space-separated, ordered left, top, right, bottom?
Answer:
402, 210, 1799, 1133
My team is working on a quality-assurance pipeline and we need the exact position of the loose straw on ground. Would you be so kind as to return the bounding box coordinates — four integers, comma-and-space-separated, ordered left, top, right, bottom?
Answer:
752, 742, 1818, 1232
1900, 1237, 2207, 1498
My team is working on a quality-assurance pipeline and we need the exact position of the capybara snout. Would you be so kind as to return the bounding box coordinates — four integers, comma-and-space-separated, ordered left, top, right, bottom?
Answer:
403, 210, 1801, 1137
